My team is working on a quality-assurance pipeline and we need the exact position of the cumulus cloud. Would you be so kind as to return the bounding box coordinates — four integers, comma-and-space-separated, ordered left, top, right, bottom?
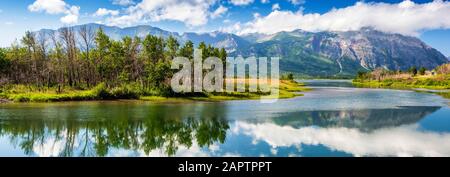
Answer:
60, 6, 80, 24
236, 121, 450, 157
28, 0, 80, 24
230, 0, 254, 6
211, 5, 228, 19
33, 136, 67, 157
112, 0, 135, 6
106, 0, 217, 27
272, 3, 280, 10
261, 0, 269, 4
289, 0, 305, 5
94, 8, 119, 17
28, 0, 67, 14
231, 0, 450, 36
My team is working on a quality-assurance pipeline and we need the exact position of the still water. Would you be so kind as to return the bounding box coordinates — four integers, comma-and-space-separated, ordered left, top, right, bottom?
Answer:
0, 80, 449, 157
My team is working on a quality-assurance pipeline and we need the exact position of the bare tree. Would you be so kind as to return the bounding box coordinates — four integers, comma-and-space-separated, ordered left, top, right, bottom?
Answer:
59, 27, 77, 86
49, 31, 65, 92
78, 25, 95, 55
37, 31, 48, 88
78, 25, 96, 87
21, 31, 38, 85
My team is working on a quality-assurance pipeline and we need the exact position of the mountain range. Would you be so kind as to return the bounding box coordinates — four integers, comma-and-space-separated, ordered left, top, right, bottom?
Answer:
37, 24, 448, 77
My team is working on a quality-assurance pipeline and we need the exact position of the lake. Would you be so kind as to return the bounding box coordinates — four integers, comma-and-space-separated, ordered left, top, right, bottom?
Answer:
0, 80, 449, 157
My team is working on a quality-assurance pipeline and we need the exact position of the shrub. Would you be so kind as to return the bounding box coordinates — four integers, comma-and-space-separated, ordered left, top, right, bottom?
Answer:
90, 83, 110, 99
419, 67, 426, 75
109, 85, 140, 99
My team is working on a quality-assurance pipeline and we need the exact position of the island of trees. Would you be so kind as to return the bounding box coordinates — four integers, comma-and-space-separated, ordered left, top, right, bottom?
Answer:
0, 26, 305, 102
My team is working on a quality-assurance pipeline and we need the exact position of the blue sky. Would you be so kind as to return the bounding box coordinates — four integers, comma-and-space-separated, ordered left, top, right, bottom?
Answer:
0, 0, 449, 56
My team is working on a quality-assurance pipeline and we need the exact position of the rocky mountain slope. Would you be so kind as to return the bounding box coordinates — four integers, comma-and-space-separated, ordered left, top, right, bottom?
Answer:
238, 27, 448, 77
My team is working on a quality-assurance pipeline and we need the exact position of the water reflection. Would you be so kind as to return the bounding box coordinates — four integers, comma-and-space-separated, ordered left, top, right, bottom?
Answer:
0, 102, 229, 157
270, 106, 441, 131
297, 79, 354, 88
0, 101, 449, 156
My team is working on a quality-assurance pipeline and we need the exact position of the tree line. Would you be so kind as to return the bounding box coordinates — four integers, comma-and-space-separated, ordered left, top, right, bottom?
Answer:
356, 66, 431, 81
0, 25, 227, 95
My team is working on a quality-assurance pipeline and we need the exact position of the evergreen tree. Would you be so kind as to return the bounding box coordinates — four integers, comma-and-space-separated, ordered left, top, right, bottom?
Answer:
179, 41, 194, 59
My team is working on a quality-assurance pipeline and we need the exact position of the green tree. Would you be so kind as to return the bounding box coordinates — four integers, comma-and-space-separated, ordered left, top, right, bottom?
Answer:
0, 48, 10, 75
165, 35, 179, 60
287, 73, 294, 80
94, 28, 112, 83
108, 40, 125, 85
408, 66, 418, 76
356, 71, 367, 80
142, 34, 165, 63
419, 67, 426, 75
0, 28, 232, 99
178, 40, 194, 59
219, 48, 227, 62
198, 42, 207, 60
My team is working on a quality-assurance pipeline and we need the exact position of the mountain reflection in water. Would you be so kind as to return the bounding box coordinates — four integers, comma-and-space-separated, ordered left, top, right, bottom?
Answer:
0, 101, 449, 157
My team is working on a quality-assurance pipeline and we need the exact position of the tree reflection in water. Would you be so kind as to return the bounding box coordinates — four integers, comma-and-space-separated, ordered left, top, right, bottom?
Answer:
0, 102, 229, 157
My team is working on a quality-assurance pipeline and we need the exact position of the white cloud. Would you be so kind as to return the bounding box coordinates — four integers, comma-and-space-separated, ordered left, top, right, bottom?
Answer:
4, 22, 14, 25
232, 0, 450, 36
60, 6, 79, 24
236, 121, 450, 157
28, 0, 80, 24
289, 0, 305, 5
261, 0, 269, 4
94, 8, 119, 17
230, 0, 254, 6
272, 3, 280, 10
106, 0, 218, 27
253, 12, 260, 18
33, 136, 66, 157
112, 0, 135, 6
220, 22, 242, 34
211, 5, 228, 19
28, 0, 67, 14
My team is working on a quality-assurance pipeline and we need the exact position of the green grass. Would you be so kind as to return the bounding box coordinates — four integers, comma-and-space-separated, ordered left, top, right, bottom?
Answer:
353, 74, 450, 99
353, 74, 450, 90
437, 92, 450, 99
140, 80, 309, 102
1, 83, 106, 102
1, 80, 309, 103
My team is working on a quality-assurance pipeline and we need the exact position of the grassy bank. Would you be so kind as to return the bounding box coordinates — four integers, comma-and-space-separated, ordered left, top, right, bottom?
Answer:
353, 80, 450, 99
0, 80, 309, 103
352, 77, 450, 90
140, 80, 310, 102
353, 64, 450, 99
437, 92, 450, 99
353, 77, 450, 99
0, 83, 135, 102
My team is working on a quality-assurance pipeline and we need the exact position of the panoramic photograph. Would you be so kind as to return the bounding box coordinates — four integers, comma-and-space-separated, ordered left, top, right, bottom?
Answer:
0, 0, 450, 166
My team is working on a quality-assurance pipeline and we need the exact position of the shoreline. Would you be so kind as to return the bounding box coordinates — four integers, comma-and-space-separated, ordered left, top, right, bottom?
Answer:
0, 80, 310, 104
352, 80, 450, 99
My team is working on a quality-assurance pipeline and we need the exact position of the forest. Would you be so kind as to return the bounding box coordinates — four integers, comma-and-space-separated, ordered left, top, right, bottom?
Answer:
0, 25, 229, 101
